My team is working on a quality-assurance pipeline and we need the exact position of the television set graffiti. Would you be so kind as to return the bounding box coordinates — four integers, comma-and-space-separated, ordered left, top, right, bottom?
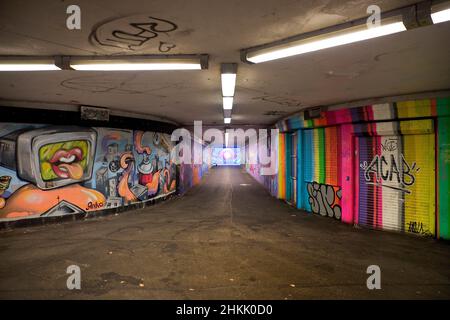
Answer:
0, 124, 176, 221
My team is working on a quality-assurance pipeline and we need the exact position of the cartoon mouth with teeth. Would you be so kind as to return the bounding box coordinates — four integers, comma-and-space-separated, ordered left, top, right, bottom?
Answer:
39, 140, 89, 181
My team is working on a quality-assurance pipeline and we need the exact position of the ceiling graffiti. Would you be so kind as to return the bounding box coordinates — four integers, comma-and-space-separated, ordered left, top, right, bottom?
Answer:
61, 75, 186, 95
241, 87, 304, 108
252, 95, 303, 107
263, 110, 289, 116
90, 15, 178, 53
0, 1, 449, 125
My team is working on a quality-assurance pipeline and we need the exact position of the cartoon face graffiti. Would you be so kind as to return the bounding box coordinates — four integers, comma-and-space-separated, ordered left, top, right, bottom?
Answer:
16, 127, 97, 190
108, 159, 120, 172
138, 153, 153, 175
0, 126, 104, 219
39, 140, 89, 181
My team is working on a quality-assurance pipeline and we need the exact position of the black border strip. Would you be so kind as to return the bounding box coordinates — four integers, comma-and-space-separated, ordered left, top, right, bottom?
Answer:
0, 106, 179, 134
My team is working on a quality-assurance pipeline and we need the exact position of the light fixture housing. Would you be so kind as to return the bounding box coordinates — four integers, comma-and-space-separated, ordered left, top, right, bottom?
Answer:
242, 15, 406, 64
241, 6, 415, 64
0, 58, 60, 71
224, 117, 231, 124
223, 97, 233, 110
0, 55, 209, 71
69, 54, 209, 71
431, 1, 450, 24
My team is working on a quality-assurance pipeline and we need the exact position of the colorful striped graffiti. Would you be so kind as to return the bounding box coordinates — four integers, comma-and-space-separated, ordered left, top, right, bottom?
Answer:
248, 98, 450, 239
355, 120, 435, 235
297, 127, 342, 219
277, 133, 286, 199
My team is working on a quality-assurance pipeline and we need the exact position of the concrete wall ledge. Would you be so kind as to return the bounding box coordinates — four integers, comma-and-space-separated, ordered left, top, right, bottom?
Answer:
0, 192, 177, 230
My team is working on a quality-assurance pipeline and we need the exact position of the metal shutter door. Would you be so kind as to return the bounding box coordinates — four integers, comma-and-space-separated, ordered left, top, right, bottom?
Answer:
358, 136, 381, 229
402, 133, 435, 236
291, 133, 297, 205
302, 130, 313, 211
325, 127, 339, 186
313, 128, 326, 183
358, 133, 435, 235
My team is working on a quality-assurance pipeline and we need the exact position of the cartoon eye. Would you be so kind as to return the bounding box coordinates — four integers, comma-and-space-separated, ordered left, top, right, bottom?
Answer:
109, 160, 119, 172
153, 133, 161, 145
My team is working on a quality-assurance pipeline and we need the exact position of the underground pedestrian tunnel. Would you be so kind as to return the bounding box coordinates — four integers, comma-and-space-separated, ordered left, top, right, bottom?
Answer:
0, 0, 449, 300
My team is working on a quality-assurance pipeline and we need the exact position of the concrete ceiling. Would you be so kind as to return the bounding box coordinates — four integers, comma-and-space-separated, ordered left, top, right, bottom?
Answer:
0, 0, 449, 125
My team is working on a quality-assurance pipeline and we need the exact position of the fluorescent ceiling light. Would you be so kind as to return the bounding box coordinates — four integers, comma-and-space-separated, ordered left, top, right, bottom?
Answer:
246, 18, 406, 63
221, 64, 237, 123
221, 73, 236, 96
223, 97, 233, 110
0, 55, 208, 71
0, 59, 60, 71
431, 8, 450, 24
70, 59, 202, 71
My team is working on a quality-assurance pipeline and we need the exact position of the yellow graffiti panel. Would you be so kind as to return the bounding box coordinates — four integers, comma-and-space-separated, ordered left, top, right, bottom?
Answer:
397, 100, 432, 118
313, 129, 320, 182
402, 133, 435, 236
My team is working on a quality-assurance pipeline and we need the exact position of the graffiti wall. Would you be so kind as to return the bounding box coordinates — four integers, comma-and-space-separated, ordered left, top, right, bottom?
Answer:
247, 98, 450, 239
0, 123, 178, 221
301, 127, 342, 219
355, 120, 435, 235
177, 140, 211, 195
245, 133, 278, 197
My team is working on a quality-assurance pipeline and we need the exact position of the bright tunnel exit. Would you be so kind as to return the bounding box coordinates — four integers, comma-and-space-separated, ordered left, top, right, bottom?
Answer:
212, 147, 241, 166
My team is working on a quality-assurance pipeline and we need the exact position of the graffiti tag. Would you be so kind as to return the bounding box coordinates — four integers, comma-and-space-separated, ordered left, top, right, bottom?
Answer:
86, 201, 104, 211
91, 15, 178, 52
307, 182, 342, 220
380, 138, 398, 152
360, 154, 419, 194
407, 221, 431, 235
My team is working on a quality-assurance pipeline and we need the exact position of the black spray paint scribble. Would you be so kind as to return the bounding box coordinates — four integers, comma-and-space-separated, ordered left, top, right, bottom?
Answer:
158, 41, 177, 53
381, 138, 398, 152
407, 221, 433, 236
92, 16, 178, 52
408, 221, 425, 234
61, 75, 186, 95
61, 75, 142, 94
252, 95, 303, 107
307, 182, 342, 220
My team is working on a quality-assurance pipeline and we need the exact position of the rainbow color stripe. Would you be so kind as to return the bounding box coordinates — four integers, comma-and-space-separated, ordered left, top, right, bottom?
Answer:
277, 133, 286, 199
266, 98, 450, 239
